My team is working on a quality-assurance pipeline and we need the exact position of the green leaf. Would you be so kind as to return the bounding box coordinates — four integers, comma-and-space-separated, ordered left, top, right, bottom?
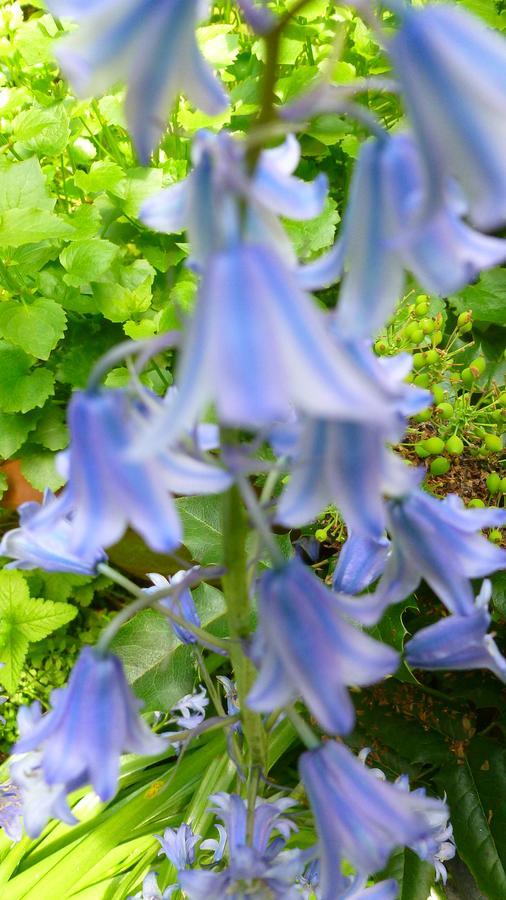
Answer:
0, 158, 53, 213
60, 238, 119, 287
20, 446, 66, 491
451, 270, 506, 326
74, 161, 125, 194
0, 410, 39, 458
0, 299, 66, 360
0, 571, 76, 691
31, 405, 69, 451
0, 207, 74, 247
111, 167, 163, 218
284, 196, 340, 259
93, 259, 155, 323
0, 343, 54, 413
437, 738, 506, 900
111, 609, 194, 711
175, 495, 224, 565
14, 104, 69, 157
381, 848, 435, 900
111, 583, 227, 710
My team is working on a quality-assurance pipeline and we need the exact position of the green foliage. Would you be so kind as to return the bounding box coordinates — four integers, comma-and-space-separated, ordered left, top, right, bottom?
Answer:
0, 570, 76, 691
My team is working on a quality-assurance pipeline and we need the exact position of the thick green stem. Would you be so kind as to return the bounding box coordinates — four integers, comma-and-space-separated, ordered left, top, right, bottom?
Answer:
222, 484, 267, 772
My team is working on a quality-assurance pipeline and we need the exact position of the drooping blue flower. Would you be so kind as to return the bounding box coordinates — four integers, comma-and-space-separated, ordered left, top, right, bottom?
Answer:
0, 782, 22, 843
236, 0, 274, 34
0, 490, 106, 576
46, 0, 228, 163
372, 491, 506, 617
247, 559, 399, 735
170, 686, 209, 730
358, 752, 455, 886
135, 244, 403, 447
145, 571, 201, 644
299, 133, 506, 338
300, 741, 449, 898
141, 131, 328, 270
130, 871, 177, 900
156, 823, 201, 870
276, 347, 427, 537
27, 389, 231, 557
217, 676, 240, 717
405, 579, 506, 682
10, 752, 78, 839
14, 647, 167, 802
178, 792, 303, 899
9, 702, 84, 838
389, 3, 506, 230
332, 533, 390, 596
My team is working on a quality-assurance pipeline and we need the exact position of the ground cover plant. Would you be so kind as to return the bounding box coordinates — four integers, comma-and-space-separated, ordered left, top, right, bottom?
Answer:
0, 0, 504, 897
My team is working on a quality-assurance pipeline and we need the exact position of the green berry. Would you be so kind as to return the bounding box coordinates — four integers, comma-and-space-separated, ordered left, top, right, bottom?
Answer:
432, 330, 443, 345
425, 349, 439, 365
430, 457, 450, 475
412, 353, 425, 371
498, 392, 506, 408
374, 340, 386, 355
432, 384, 446, 405
315, 529, 327, 542
424, 436, 446, 455
470, 357, 486, 377
414, 373, 430, 389
415, 301, 429, 317
421, 318, 435, 334
411, 328, 425, 345
458, 310, 473, 328
436, 402, 453, 419
486, 472, 502, 494
415, 441, 430, 458
489, 529, 502, 544
461, 367, 474, 388
445, 435, 464, 455
405, 323, 420, 340
414, 409, 432, 423
501, 478, 506, 494
483, 434, 503, 453
468, 498, 485, 508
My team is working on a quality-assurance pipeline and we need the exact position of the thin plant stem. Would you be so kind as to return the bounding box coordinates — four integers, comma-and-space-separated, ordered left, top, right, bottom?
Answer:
221, 482, 267, 772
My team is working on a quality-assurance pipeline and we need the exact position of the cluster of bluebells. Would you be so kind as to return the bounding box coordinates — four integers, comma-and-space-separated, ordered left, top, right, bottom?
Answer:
0, 0, 506, 896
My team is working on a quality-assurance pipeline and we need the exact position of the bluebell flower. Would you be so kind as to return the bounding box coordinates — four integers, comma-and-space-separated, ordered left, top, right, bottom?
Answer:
332, 533, 390, 596
145, 571, 201, 645
359, 751, 455, 886
300, 741, 449, 897
135, 244, 402, 446
9, 702, 82, 838
236, 0, 274, 34
217, 676, 240, 717
170, 686, 209, 730
178, 792, 303, 899
27, 389, 231, 557
141, 131, 328, 270
0, 782, 22, 843
405, 579, 506, 682
130, 871, 176, 900
372, 491, 506, 617
300, 133, 506, 338
156, 823, 200, 869
14, 647, 167, 802
390, 4, 506, 230
46, 0, 228, 163
276, 345, 427, 537
247, 560, 399, 735
0, 490, 106, 576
